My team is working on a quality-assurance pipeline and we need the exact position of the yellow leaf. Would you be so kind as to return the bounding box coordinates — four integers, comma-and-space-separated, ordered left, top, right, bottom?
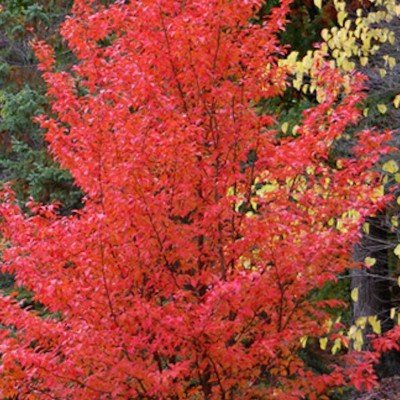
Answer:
242, 258, 251, 269
365, 257, 376, 267
257, 183, 278, 195
348, 325, 357, 338
386, 56, 396, 69
300, 336, 308, 348
314, 0, 322, 9
355, 316, 367, 329
368, 316, 381, 334
398, 197, 400, 206
379, 68, 387, 78
373, 185, 384, 198
354, 329, 364, 351
362, 222, 370, 234
342, 58, 355, 71
321, 28, 330, 41
363, 107, 369, 117
347, 209, 360, 220
226, 187, 235, 196
390, 307, 396, 319
382, 160, 399, 173
394, 244, 400, 258
337, 11, 348, 26
336, 219, 345, 232
351, 287, 359, 302
377, 104, 387, 114
293, 77, 302, 90
325, 318, 333, 332
393, 95, 400, 109
285, 51, 299, 69
281, 122, 289, 134
331, 338, 342, 355
334, 0, 345, 12
306, 166, 315, 175
319, 337, 328, 350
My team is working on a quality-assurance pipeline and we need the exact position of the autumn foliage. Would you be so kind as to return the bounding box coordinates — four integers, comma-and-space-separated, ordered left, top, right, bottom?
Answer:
0, 0, 395, 398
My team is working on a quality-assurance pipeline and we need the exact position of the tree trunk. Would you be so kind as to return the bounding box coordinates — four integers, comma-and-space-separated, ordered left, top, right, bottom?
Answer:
352, 216, 400, 377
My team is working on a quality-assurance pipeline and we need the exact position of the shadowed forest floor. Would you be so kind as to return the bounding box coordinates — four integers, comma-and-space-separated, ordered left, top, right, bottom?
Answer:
352, 376, 400, 400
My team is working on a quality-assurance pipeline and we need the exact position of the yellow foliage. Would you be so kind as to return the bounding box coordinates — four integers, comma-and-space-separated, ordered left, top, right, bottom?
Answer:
393, 94, 400, 108
282, 0, 398, 103
354, 329, 364, 351
377, 104, 387, 114
314, 0, 322, 9
368, 316, 381, 334
351, 287, 359, 302
382, 160, 399, 173
364, 257, 376, 267
355, 316, 367, 329
319, 337, 328, 351
331, 338, 342, 355
394, 244, 400, 258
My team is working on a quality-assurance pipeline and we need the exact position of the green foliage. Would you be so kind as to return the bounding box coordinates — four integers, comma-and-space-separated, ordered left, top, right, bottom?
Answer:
0, 1, 81, 213
257, 0, 334, 56
0, 140, 82, 213
0, 86, 45, 141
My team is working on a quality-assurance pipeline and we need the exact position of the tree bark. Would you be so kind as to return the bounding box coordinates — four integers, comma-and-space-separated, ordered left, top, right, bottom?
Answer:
352, 218, 400, 377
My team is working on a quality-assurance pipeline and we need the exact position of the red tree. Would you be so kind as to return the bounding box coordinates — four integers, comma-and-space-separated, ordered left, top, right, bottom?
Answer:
0, 0, 394, 398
